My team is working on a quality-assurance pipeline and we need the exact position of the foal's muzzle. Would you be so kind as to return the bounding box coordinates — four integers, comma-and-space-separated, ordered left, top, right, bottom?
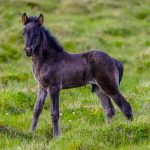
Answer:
24, 47, 33, 56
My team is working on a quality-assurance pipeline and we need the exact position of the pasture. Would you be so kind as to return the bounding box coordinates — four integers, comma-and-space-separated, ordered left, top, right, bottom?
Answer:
0, 0, 150, 149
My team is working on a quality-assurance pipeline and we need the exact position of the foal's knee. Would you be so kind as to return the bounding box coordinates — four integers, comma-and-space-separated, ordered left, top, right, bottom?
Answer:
51, 113, 59, 122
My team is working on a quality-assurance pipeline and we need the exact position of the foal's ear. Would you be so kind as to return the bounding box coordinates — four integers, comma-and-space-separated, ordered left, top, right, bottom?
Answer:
22, 13, 28, 25
38, 14, 44, 26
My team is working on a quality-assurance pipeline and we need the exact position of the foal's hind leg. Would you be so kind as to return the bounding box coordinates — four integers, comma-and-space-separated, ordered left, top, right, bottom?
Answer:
97, 81, 133, 120
96, 60, 132, 120
95, 86, 115, 124
109, 92, 133, 120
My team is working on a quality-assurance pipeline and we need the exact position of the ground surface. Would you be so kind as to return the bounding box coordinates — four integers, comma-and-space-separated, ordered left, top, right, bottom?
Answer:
0, 0, 150, 149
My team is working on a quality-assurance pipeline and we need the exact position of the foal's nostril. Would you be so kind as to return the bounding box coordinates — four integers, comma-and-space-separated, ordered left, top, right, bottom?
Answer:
25, 47, 33, 56
25, 47, 32, 52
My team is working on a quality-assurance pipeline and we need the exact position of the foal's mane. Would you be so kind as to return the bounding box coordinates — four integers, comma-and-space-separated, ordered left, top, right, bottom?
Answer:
42, 27, 64, 52
28, 16, 64, 53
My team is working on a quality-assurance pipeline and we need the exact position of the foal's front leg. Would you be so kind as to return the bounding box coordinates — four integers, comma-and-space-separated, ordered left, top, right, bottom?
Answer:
49, 85, 60, 137
31, 87, 47, 131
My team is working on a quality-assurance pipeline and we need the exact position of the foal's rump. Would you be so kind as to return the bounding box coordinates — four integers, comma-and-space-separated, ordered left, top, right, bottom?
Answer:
88, 50, 123, 93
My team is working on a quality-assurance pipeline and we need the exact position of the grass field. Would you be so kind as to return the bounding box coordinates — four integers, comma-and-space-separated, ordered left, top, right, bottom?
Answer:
0, 0, 150, 149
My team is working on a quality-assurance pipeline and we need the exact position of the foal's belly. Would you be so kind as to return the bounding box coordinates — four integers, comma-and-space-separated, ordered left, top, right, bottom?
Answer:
62, 79, 86, 89
61, 63, 89, 89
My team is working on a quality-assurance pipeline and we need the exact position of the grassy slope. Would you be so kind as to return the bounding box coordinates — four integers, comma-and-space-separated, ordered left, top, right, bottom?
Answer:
0, 0, 150, 149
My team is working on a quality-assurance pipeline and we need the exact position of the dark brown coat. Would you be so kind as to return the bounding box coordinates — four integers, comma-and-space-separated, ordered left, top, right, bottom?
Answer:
22, 13, 133, 137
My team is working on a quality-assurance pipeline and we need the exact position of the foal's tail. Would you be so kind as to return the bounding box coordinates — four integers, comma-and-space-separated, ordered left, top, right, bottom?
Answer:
114, 60, 123, 85
91, 59, 124, 93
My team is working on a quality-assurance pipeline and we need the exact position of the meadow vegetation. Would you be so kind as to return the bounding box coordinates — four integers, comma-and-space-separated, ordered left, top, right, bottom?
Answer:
0, 0, 150, 149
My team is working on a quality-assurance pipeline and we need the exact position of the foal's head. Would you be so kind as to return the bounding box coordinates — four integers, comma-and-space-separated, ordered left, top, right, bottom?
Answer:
22, 13, 44, 56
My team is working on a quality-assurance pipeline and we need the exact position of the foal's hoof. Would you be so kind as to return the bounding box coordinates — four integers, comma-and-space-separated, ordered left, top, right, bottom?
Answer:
53, 131, 60, 138
123, 103, 133, 121
106, 112, 115, 126
125, 112, 133, 122
30, 127, 36, 133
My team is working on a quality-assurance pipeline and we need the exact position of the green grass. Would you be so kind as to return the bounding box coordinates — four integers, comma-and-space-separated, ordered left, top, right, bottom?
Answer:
0, 0, 150, 149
